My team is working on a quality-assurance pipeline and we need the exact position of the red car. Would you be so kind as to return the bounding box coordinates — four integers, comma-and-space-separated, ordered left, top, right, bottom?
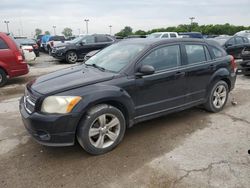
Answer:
0, 32, 29, 87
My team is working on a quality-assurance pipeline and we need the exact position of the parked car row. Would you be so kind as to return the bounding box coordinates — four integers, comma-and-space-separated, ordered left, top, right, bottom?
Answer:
51, 34, 115, 63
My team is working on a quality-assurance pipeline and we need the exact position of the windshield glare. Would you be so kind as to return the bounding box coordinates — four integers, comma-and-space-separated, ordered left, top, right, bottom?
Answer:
85, 43, 146, 72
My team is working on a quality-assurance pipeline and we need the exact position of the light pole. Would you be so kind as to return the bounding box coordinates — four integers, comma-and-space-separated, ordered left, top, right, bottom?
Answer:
53, 26, 56, 35
109, 25, 112, 35
189, 17, 195, 32
4, 21, 10, 33
84, 19, 89, 34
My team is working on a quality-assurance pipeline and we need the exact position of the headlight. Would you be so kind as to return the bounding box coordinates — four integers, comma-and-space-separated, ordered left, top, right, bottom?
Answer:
41, 96, 82, 114
56, 46, 66, 50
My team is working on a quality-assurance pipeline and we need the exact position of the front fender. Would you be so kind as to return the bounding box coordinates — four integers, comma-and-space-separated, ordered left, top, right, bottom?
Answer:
59, 84, 135, 128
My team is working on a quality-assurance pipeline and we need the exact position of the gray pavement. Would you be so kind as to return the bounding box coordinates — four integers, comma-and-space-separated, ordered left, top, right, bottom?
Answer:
0, 54, 249, 188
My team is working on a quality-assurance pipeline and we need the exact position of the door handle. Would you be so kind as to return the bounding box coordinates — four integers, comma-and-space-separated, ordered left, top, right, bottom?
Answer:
209, 64, 216, 70
175, 71, 185, 77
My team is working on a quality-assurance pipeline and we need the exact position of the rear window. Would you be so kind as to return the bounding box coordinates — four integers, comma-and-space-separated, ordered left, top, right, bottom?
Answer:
0, 38, 9, 49
96, 35, 112, 43
211, 47, 224, 58
49, 36, 65, 41
185, 45, 206, 64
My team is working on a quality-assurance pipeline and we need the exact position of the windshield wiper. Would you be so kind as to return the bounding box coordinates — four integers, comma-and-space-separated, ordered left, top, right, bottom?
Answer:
85, 63, 106, 71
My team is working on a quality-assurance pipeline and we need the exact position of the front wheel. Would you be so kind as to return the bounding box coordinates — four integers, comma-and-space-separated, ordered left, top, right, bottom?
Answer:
77, 104, 126, 155
204, 80, 229, 112
66, 51, 78, 64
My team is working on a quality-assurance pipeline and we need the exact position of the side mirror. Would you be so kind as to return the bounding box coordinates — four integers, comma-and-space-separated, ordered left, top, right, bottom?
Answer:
137, 65, 155, 76
79, 41, 85, 46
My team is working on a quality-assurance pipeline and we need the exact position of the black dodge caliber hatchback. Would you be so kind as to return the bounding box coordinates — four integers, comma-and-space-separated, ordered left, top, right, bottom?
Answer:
20, 38, 237, 155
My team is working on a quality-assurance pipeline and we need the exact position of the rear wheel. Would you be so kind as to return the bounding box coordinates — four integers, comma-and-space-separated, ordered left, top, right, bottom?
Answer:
0, 69, 7, 87
77, 104, 126, 155
66, 51, 78, 64
204, 80, 229, 112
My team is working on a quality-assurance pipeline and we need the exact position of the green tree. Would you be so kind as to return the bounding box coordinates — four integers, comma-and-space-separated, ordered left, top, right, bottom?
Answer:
62, 27, 73, 37
45, 31, 50, 35
134, 30, 147, 35
115, 26, 133, 37
35, 28, 42, 37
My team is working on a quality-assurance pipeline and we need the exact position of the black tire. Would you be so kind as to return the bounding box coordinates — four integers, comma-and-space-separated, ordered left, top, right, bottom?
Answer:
204, 80, 229, 113
77, 104, 126, 155
0, 69, 7, 87
66, 51, 78, 64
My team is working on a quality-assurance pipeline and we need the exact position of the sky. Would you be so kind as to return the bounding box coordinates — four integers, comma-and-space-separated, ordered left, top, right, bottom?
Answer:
0, 0, 250, 37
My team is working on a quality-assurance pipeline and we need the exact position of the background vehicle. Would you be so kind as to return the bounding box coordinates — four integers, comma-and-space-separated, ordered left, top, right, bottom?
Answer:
211, 35, 250, 59
45, 35, 66, 53
20, 45, 36, 63
178, 32, 203, 38
237, 46, 250, 76
36, 34, 44, 50
147, 32, 179, 39
0, 32, 28, 87
20, 38, 236, 155
15, 38, 39, 56
234, 30, 250, 40
40, 35, 51, 51
51, 34, 115, 63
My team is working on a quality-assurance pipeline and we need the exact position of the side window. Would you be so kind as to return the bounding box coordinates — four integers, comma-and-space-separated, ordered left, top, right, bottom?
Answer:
162, 34, 169, 38
185, 45, 206, 64
106, 37, 113, 42
140, 45, 181, 71
170, 33, 177, 38
235, 37, 244, 44
211, 47, 224, 58
96, 35, 109, 43
82, 36, 95, 44
0, 38, 8, 49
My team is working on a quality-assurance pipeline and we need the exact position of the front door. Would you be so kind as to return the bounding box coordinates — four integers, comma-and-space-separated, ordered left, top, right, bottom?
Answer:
134, 44, 187, 118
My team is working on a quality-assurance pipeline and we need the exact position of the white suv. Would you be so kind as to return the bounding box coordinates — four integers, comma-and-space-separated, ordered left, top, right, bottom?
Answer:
147, 32, 179, 39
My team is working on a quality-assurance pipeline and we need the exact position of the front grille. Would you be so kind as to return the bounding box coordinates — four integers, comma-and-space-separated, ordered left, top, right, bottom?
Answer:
24, 89, 38, 114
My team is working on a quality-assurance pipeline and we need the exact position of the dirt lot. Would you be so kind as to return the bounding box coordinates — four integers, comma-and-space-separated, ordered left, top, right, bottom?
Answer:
0, 54, 250, 188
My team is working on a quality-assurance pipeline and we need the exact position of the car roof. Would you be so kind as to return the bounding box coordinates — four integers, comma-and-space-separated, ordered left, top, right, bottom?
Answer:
118, 38, 211, 46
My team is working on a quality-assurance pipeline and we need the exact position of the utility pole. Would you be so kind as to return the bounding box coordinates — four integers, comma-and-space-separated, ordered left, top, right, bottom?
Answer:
84, 19, 89, 34
53, 26, 56, 35
4, 21, 10, 33
109, 25, 112, 35
189, 17, 195, 32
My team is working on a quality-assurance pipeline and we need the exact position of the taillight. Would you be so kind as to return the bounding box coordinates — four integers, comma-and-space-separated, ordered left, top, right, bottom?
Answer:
14, 51, 25, 63
230, 55, 237, 73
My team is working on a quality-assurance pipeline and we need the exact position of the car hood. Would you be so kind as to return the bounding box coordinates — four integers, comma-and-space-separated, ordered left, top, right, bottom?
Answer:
28, 65, 115, 95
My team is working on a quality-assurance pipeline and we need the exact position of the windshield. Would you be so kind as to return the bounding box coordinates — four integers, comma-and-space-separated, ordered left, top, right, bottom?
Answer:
85, 43, 147, 72
148, 33, 162, 38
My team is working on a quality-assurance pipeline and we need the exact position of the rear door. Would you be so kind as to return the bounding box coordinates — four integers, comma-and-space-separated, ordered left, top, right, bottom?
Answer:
181, 43, 215, 103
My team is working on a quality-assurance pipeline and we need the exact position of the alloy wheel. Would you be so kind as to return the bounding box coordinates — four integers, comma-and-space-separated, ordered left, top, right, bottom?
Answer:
89, 114, 121, 149
212, 85, 227, 108
67, 52, 77, 63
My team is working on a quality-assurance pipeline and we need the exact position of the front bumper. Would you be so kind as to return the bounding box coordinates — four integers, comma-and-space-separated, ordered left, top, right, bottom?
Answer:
51, 49, 66, 60
19, 97, 79, 146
